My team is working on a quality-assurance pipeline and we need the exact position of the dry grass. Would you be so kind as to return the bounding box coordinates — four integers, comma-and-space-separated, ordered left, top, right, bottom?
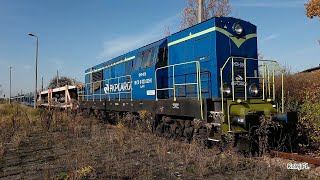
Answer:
0, 103, 317, 179
275, 70, 320, 109
275, 71, 320, 151
0, 103, 43, 158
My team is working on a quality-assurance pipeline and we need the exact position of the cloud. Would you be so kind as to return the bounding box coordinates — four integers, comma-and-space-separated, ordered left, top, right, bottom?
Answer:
261, 34, 280, 42
233, 0, 305, 8
98, 13, 180, 60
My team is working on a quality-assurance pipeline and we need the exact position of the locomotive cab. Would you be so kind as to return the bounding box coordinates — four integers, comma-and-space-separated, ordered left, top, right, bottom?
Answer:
164, 17, 296, 139
131, 40, 168, 100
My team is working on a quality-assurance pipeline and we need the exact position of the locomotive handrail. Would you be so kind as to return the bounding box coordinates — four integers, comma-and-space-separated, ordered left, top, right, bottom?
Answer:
155, 61, 203, 120
220, 56, 284, 132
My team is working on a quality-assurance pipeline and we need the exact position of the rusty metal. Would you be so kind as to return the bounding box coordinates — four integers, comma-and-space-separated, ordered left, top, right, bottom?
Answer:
270, 150, 320, 166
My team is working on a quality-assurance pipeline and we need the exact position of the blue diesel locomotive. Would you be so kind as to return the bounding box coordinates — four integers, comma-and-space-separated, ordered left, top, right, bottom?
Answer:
80, 17, 296, 145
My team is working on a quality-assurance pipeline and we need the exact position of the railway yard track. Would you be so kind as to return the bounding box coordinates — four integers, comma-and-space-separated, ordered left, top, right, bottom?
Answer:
0, 129, 71, 179
0, 122, 319, 179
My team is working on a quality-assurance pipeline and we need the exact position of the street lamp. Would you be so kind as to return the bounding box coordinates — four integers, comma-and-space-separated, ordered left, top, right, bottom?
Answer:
9, 67, 12, 104
28, 33, 38, 109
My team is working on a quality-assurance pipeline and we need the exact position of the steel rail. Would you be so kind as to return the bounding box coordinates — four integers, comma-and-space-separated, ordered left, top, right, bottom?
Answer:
270, 150, 320, 166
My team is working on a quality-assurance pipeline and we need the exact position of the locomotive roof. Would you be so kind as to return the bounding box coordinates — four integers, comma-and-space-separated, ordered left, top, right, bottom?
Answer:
86, 16, 255, 73
302, 64, 320, 73
87, 38, 166, 72
169, 16, 255, 37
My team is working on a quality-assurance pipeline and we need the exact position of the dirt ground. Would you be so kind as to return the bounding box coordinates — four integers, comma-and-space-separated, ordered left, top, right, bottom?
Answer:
0, 104, 319, 179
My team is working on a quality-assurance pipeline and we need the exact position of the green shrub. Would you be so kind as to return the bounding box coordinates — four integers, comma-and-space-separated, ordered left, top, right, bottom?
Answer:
299, 93, 320, 145
275, 71, 320, 150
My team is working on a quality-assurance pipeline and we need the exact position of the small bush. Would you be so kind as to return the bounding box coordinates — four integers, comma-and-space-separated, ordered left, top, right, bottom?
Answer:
138, 110, 153, 132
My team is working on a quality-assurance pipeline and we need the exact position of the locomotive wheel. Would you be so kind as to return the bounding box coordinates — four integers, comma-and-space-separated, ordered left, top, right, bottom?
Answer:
154, 116, 197, 143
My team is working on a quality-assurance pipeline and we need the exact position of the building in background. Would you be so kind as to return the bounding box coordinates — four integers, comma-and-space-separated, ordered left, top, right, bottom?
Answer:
302, 64, 320, 73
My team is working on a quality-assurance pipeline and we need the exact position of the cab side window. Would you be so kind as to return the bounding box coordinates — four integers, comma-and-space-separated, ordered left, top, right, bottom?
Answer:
142, 48, 155, 69
134, 48, 155, 70
91, 70, 103, 93
133, 53, 143, 70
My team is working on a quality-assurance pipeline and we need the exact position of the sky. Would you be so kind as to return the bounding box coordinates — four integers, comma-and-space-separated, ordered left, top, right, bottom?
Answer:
0, 0, 319, 97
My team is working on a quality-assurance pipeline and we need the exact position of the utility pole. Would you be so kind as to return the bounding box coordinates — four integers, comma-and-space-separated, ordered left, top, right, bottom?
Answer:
9, 67, 12, 104
28, 33, 38, 109
41, 76, 44, 91
198, 0, 204, 23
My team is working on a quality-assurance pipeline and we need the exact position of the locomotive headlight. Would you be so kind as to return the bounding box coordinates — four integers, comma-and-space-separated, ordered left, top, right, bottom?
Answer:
222, 84, 231, 97
233, 22, 243, 35
249, 83, 259, 97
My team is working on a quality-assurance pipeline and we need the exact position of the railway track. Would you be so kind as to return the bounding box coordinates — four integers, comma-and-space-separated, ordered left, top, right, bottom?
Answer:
270, 150, 320, 166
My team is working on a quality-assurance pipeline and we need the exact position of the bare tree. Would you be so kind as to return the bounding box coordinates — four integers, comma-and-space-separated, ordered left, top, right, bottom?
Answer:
47, 76, 77, 89
181, 0, 231, 30
163, 25, 171, 37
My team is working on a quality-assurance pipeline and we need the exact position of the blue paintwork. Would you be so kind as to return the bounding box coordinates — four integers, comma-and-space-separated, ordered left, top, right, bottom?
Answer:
85, 17, 258, 101
12, 93, 35, 107
215, 18, 258, 98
